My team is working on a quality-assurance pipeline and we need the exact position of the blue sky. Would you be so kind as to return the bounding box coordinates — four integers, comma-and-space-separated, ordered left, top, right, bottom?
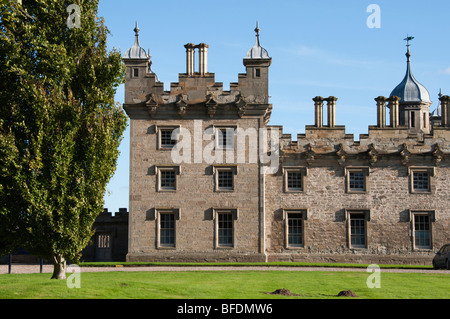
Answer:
98, 0, 450, 213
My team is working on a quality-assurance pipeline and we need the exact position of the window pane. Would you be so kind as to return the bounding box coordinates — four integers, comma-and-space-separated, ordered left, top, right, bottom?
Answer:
288, 213, 303, 246
160, 213, 175, 247
218, 128, 234, 148
413, 172, 429, 191
350, 214, 366, 248
287, 172, 302, 190
218, 171, 233, 189
161, 129, 176, 147
160, 170, 176, 189
349, 171, 365, 191
414, 215, 431, 249
218, 213, 233, 247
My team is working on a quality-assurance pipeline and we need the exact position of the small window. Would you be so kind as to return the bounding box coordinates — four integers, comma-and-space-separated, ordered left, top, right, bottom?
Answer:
350, 213, 366, 248
218, 213, 233, 247
349, 171, 365, 191
413, 172, 430, 192
156, 166, 180, 192
255, 68, 261, 78
215, 127, 235, 149
157, 126, 180, 149
345, 167, 369, 193
408, 167, 434, 193
345, 210, 369, 249
159, 213, 175, 247
287, 172, 302, 190
160, 170, 176, 190
282, 166, 307, 192
133, 68, 139, 78
213, 208, 238, 249
218, 170, 233, 189
156, 209, 180, 249
213, 166, 237, 192
413, 213, 432, 250
287, 213, 303, 247
160, 129, 177, 148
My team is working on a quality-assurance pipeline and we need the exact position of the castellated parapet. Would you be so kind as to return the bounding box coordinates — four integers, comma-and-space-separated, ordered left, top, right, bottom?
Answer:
123, 23, 449, 265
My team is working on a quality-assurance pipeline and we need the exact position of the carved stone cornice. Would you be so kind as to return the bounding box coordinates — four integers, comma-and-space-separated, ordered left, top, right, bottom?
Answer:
146, 93, 159, 117
205, 95, 217, 118
433, 143, 444, 166
176, 96, 187, 117
336, 143, 347, 166
367, 143, 379, 166
400, 143, 410, 166
235, 97, 247, 118
305, 144, 315, 166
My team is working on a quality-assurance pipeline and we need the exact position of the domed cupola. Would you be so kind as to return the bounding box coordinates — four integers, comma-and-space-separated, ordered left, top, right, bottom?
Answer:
124, 21, 148, 59
246, 22, 270, 59
389, 36, 431, 134
390, 42, 431, 104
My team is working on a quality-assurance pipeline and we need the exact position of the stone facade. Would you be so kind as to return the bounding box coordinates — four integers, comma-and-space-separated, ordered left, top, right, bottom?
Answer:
123, 24, 450, 265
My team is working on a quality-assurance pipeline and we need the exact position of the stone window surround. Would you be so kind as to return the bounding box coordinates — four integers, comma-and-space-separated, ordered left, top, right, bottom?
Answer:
155, 125, 181, 150
212, 208, 238, 249
344, 209, 370, 249
155, 208, 181, 249
408, 210, 435, 251
155, 165, 181, 192
282, 209, 308, 249
408, 166, 435, 194
344, 166, 370, 194
282, 166, 308, 193
213, 165, 238, 192
132, 67, 139, 78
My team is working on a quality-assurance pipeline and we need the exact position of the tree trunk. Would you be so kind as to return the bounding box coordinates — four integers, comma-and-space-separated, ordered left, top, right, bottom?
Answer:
51, 254, 66, 280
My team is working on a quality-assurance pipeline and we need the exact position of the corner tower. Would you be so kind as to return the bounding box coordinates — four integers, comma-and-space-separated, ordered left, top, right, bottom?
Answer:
239, 22, 272, 104
122, 22, 162, 104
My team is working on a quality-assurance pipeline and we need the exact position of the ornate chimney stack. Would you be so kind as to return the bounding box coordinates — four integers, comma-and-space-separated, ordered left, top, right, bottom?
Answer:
185, 43, 196, 76
375, 96, 387, 128
440, 94, 450, 127
325, 96, 338, 128
198, 43, 209, 76
313, 96, 324, 128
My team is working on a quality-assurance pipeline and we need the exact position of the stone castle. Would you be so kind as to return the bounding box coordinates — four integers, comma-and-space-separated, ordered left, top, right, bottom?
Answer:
122, 22, 450, 264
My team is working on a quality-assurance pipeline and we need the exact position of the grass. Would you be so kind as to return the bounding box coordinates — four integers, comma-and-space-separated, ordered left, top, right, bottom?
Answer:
78, 261, 434, 269
0, 268, 448, 299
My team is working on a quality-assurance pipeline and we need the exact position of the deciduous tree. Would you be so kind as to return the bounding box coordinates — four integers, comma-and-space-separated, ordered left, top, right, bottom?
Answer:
0, 0, 127, 279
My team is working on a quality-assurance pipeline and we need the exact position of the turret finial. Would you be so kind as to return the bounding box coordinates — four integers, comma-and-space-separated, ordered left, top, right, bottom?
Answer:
134, 21, 140, 36
254, 21, 260, 36
404, 34, 414, 62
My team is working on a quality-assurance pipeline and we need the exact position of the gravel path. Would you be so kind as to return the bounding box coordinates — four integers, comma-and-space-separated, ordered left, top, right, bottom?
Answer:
1, 264, 449, 274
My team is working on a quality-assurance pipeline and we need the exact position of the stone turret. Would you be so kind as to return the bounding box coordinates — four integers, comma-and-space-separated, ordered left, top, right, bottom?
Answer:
122, 23, 272, 123
389, 37, 432, 135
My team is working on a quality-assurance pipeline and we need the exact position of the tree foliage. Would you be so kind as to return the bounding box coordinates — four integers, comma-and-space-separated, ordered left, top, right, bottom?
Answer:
0, 0, 127, 278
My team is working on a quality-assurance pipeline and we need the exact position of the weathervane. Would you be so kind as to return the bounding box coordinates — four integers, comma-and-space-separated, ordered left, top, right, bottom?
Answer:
404, 35, 414, 48
404, 35, 414, 61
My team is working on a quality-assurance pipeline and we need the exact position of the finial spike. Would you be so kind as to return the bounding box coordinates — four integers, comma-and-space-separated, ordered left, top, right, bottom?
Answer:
254, 21, 260, 36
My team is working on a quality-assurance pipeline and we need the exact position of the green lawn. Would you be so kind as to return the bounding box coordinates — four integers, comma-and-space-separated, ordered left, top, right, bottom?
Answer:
0, 269, 448, 299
